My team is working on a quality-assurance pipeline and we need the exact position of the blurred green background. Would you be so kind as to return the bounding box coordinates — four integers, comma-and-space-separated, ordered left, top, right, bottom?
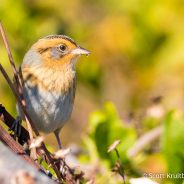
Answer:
1, 0, 184, 183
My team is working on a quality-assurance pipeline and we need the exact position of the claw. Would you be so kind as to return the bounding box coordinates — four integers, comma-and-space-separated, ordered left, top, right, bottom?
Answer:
9, 116, 22, 140
0, 104, 5, 115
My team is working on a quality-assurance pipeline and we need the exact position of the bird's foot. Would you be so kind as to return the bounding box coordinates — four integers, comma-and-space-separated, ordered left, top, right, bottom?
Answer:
0, 104, 5, 115
9, 116, 22, 140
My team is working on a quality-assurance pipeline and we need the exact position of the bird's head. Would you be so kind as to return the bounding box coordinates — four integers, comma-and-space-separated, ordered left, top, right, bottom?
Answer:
23, 35, 90, 68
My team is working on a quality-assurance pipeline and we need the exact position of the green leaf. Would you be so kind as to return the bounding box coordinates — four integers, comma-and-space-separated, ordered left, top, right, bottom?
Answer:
88, 102, 137, 163
161, 110, 184, 184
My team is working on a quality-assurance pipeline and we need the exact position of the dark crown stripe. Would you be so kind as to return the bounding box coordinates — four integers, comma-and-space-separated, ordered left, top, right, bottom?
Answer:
44, 35, 77, 46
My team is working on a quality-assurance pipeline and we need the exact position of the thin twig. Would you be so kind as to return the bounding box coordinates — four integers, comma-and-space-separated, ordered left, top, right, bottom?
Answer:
115, 149, 126, 184
0, 23, 19, 80
127, 125, 163, 158
108, 141, 126, 184
115, 149, 120, 159
25, 116, 37, 160
0, 22, 36, 159
0, 23, 62, 182
0, 103, 29, 144
0, 64, 21, 102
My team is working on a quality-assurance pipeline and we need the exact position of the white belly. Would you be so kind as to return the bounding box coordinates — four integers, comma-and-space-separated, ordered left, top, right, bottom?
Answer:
19, 82, 75, 134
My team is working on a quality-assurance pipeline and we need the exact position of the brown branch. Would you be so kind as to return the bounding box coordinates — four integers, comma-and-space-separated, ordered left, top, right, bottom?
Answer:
0, 103, 58, 180
0, 23, 62, 182
0, 123, 42, 170
0, 22, 36, 159
0, 103, 29, 144
0, 22, 19, 81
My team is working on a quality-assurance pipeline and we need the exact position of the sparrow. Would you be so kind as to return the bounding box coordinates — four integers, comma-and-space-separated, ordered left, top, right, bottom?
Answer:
17, 35, 90, 148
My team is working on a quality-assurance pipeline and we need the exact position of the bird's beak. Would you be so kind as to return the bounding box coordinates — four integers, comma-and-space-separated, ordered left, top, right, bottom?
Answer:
71, 47, 90, 56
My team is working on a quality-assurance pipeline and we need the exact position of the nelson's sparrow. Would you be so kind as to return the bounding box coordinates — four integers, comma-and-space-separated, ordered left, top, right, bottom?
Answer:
17, 35, 90, 148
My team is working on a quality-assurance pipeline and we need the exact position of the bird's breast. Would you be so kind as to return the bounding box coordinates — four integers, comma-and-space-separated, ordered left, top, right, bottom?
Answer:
21, 65, 76, 133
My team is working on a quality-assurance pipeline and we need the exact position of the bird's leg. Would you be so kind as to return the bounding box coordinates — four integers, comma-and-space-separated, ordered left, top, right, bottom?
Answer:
54, 129, 62, 149
9, 116, 22, 140
54, 129, 65, 172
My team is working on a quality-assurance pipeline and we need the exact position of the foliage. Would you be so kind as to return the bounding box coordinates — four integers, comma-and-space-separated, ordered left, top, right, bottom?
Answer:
88, 102, 136, 163
79, 103, 184, 184
161, 111, 184, 184
0, 0, 184, 183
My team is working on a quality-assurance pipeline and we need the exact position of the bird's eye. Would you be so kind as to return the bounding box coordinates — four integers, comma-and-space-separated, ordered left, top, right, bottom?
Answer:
59, 44, 67, 52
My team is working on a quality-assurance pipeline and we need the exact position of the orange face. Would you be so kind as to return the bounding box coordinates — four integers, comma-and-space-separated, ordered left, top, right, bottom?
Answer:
32, 35, 90, 68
